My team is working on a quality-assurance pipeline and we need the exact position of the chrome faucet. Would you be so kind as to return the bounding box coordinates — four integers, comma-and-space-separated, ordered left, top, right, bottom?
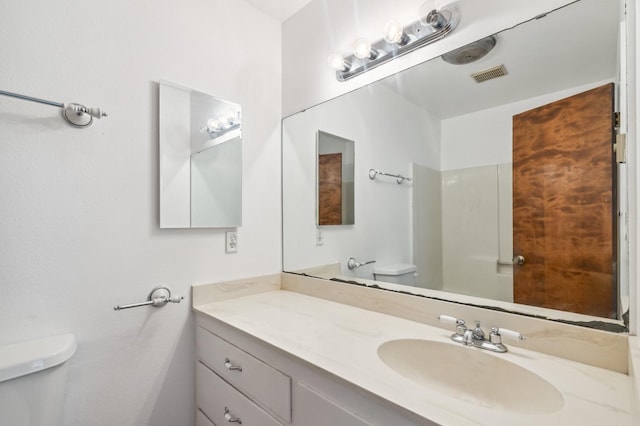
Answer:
462, 328, 474, 346
437, 315, 525, 353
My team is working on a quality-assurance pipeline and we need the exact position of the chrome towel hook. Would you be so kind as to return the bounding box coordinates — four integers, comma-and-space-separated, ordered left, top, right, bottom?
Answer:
114, 286, 184, 311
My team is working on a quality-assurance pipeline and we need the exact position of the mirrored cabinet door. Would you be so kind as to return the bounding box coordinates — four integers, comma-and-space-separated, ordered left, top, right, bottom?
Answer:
159, 80, 242, 228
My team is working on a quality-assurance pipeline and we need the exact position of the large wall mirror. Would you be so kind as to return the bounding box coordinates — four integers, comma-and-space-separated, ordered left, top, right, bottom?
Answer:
282, 0, 629, 329
160, 80, 242, 228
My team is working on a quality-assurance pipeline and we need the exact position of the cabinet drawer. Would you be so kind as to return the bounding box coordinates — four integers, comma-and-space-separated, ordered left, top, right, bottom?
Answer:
196, 409, 215, 426
196, 326, 291, 422
197, 362, 283, 426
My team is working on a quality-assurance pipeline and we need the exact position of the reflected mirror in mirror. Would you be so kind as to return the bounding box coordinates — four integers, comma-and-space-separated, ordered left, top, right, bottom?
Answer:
282, 0, 627, 326
317, 131, 355, 226
159, 80, 242, 228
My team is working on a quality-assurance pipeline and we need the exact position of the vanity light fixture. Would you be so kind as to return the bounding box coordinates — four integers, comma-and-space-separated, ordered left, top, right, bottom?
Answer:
202, 111, 241, 139
206, 118, 222, 132
328, 1, 460, 81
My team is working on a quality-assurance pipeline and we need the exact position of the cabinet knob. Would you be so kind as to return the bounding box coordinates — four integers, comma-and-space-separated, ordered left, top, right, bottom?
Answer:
224, 357, 243, 372
224, 406, 242, 424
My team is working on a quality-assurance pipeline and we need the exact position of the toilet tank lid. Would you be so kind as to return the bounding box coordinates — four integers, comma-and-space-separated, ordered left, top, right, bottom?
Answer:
0, 333, 77, 383
373, 263, 417, 275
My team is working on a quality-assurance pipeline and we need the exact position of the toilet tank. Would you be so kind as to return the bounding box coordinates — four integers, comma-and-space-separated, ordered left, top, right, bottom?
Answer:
373, 263, 417, 286
0, 334, 77, 426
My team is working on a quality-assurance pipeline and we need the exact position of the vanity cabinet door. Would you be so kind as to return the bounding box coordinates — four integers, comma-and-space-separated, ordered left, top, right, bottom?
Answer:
196, 409, 215, 426
196, 362, 284, 426
196, 326, 291, 422
293, 382, 369, 426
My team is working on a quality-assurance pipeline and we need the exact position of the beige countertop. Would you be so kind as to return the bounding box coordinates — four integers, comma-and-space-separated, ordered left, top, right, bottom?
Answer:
194, 289, 632, 426
630, 336, 640, 420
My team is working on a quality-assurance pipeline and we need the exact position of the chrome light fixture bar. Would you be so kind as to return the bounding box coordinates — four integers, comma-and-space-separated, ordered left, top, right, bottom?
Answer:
204, 122, 241, 139
329, 5, 460, 82
201, 111, 241, 140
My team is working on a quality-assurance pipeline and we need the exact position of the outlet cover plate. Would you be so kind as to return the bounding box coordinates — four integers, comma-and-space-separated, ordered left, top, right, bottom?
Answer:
225, 231, 238, 253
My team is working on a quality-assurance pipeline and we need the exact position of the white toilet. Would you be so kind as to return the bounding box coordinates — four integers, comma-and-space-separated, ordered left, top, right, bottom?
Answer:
0, 334, 77, 426
372, 263, 418, 286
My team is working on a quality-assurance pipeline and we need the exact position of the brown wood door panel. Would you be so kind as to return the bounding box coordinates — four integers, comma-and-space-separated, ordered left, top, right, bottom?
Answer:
318, 153, 342, 225
512, 83, 616, 317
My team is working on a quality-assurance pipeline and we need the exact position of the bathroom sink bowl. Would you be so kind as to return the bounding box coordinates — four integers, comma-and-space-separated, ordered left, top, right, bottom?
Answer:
377, 339, 564, 414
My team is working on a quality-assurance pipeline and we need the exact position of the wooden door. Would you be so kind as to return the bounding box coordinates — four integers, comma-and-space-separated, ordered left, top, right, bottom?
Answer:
512, 83, 616, 317
318, 153, 342, 225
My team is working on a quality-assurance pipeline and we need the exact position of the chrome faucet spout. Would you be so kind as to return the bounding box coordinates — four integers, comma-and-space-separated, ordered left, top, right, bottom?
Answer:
462, 330, 474, 346
472, 320, 485, 340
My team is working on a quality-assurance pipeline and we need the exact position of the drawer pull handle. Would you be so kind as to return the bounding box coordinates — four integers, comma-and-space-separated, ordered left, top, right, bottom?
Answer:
224, 406, 242, 424
224, 358, 243, 372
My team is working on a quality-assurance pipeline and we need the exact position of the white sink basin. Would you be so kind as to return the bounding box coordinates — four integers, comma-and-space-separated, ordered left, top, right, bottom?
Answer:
377, 339, 564, 414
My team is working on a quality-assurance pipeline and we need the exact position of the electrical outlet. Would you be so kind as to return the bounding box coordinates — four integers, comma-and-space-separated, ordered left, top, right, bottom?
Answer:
225, 231, 238, 253
316, 229, 324, 246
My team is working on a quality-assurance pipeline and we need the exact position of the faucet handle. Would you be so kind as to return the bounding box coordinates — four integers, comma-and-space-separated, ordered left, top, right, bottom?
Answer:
491, 327, 525, 342
438, 315, 467, 342
437, 315, 460, 325
438, 315, 466, 329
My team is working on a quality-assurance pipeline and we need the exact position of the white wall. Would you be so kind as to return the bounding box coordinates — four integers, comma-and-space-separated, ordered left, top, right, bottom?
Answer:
0, 1, 282, 425
440, 165, 513, 301
282, 0, 576, 116
412, 164, 443, 290
629, 0, 639, 335
283, 85, 439, 278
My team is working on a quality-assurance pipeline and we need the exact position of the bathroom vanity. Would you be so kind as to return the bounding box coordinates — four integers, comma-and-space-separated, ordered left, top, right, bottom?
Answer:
195, 303, 426, 426
193, 274, 635, 426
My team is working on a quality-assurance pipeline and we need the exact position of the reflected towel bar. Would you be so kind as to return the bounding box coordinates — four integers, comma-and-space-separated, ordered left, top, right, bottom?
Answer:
369, 168, 412, 184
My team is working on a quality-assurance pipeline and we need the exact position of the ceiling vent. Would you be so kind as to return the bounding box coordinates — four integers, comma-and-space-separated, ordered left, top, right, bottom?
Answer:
471, 64, 508, 83
442, 36, 497, 65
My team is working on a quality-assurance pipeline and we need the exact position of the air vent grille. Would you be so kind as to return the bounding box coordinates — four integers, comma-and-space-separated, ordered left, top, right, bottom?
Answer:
471, 65, 508, 83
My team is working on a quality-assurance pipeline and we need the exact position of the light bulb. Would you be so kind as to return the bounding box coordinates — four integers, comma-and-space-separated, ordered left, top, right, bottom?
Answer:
418, 0, 451, 31
419, 0, 445, 27
353, 38, 377, 60
383, 20, 407, 45
327, 53, 349, 72
224, 113, 236, 127
206, 119, 221, 132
